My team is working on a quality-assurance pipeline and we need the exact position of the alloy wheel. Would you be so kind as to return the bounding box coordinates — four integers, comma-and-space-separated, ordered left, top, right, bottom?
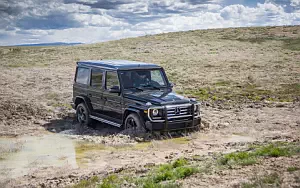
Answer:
77, 106, 86, 124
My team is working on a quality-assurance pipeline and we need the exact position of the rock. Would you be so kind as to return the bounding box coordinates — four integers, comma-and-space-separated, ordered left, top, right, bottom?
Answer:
217, 122, 230, 128
255, 119, 261, 123
275, 103, 285, 108
68, 113, 75, 118
136, 168, 148, 173
201, 120, 210, 128
34, 120, 47, 125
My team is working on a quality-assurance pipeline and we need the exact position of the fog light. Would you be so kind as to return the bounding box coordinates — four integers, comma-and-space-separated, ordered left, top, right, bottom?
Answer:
153, 109, 159, 116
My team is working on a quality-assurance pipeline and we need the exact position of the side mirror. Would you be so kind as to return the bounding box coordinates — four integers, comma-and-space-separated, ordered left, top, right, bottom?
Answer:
109, 86, 120, 93
169, 82, 174, 88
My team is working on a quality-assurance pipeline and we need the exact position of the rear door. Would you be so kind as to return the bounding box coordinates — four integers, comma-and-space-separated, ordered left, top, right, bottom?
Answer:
73, 66, 90, 100
102, 71, 122, 125
88, 68, 104, 114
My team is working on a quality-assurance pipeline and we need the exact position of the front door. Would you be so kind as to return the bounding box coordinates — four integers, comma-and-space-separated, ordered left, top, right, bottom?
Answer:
102, 71, 122, 124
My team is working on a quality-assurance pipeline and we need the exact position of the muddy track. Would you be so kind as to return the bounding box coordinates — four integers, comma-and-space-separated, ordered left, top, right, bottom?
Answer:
1, 104, 300, 187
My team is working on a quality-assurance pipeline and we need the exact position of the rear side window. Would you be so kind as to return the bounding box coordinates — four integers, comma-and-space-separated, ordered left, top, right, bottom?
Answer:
91, 69, 103, 88
75, 67, 89, 85
106, 71, 119, 89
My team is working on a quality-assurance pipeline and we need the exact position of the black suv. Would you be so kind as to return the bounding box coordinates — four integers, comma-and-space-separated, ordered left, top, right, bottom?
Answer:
72, 60, 201, 132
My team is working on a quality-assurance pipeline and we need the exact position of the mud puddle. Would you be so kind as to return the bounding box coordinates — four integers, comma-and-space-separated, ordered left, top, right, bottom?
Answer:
0, 133, 152, 179
0, 132, 256, 181
0, 134, 80, 180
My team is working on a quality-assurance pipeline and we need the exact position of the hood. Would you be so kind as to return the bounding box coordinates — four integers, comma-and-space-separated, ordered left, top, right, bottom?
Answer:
124, 89, 191, 105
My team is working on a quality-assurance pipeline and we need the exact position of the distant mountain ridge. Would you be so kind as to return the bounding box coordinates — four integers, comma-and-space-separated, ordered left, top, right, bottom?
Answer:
14, 42, 83, 47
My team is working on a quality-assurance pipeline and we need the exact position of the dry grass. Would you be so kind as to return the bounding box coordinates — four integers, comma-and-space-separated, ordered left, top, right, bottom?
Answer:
0, 26, 299, 107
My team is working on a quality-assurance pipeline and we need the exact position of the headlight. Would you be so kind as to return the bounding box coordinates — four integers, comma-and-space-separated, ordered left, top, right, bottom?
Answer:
148, 107, 164, 122
153, 109, 159, 116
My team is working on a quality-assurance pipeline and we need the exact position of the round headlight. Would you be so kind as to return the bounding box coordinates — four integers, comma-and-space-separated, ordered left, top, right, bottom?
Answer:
194, 104, 198, 112
152, 109, 159, 116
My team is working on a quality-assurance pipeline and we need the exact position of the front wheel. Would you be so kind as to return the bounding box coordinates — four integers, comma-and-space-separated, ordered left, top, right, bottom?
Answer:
124, 113, 146, 135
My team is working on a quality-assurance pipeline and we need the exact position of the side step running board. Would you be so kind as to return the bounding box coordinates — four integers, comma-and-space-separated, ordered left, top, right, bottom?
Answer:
90, 115, 122, 127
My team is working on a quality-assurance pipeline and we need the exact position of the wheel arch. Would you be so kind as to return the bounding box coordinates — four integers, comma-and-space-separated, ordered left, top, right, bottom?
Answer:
74, 96, 93, 113
122, 107, 145, 126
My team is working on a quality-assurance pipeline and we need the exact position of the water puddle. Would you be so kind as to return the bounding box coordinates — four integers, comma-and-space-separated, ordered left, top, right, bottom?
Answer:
0, 134, 78, 179
0, 132, 255, 180
0, 134, 154, 179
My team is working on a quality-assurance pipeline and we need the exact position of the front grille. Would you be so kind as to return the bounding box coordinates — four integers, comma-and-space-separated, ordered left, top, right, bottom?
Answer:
166, 104, 192, 119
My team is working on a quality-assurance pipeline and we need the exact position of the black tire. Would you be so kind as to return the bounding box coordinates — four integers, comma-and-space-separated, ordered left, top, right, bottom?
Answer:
124, 113, 146, 135
76, 103, 91, 126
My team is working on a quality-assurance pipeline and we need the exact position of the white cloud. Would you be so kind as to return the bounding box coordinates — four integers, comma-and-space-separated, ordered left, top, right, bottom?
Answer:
73, 13, 129, 27
291, 0, 300, 6
1, 0, 299, 45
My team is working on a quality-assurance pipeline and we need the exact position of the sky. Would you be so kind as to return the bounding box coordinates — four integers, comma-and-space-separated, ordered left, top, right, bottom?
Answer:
0, 0, 299, 46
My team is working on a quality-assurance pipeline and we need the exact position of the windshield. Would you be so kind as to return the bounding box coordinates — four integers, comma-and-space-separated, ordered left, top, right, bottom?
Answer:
119, 69, 167, 89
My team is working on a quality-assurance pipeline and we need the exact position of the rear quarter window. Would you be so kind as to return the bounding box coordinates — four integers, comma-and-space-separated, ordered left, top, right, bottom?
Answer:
75, 67, 89, 85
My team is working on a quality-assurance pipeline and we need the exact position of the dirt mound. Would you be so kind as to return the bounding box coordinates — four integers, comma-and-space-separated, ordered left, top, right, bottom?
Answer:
0, 99, 50, 136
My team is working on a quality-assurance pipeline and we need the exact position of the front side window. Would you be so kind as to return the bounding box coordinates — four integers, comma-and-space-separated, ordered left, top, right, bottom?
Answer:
119, 69, 167, 89
106, 71, 119, 89
91, 69, 103, 88
75, 67, 89, 85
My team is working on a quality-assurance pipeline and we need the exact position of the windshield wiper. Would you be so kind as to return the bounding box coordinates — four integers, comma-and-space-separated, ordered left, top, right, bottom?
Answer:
126, 87, 143, 91
142, 84, 161, 90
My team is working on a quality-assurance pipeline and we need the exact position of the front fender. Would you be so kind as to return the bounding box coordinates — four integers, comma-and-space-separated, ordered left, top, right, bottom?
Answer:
122, 107, 145, 125
74, 95, 93, 113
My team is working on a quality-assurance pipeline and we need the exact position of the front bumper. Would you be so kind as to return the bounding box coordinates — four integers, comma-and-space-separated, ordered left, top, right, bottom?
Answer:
145, 117, 201, 131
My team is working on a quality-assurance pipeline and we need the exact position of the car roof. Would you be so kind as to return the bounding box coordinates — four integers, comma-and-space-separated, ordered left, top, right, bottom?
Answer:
77, 60, 161, 70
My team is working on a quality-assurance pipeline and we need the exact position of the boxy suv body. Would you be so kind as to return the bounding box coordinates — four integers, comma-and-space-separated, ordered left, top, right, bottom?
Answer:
72, 60, 201, 131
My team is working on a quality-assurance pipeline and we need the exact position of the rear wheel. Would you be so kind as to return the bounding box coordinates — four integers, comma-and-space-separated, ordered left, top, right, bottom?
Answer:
76, 103, 91, 126
124, 113, 146, 135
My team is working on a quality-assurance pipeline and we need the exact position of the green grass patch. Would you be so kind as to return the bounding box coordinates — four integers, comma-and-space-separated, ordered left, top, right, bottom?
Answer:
72, 158, 197, 188
183, 82, 300, 104
236, 37, 275, 44
219, 151, 257, 166
254, 143, 292, 157
215, 80, 231, 87
98, 174, 121, 188
283, 38, 300, 51
73, 176, 99, 188
151, 158, 198, 183
219, 142, 300, 166
287, 166, 299, 172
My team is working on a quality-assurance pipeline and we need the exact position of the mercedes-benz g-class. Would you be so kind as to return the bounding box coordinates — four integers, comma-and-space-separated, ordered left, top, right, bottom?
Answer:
72, 60, 201, 132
